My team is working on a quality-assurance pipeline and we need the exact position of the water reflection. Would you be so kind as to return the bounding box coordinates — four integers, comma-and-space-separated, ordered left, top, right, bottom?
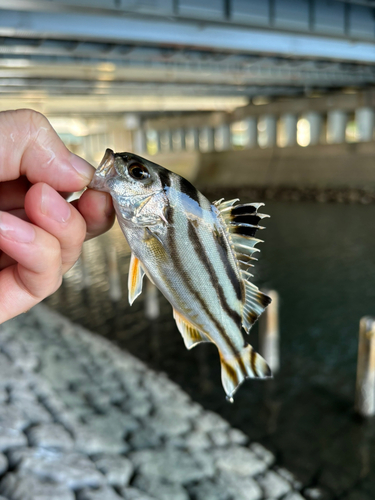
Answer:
46, 199, 375, 496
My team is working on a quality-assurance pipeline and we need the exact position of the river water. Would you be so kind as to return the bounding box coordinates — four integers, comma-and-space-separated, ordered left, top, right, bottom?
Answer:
46, 198, 375, 498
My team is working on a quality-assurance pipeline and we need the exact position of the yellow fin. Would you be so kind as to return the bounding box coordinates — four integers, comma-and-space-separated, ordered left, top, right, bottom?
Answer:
173, 309, 211, 350
220, 344, 272, 401
128, 253, 145, 306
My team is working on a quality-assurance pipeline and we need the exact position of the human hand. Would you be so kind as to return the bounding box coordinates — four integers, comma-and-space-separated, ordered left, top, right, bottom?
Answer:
0, 109, 115, 323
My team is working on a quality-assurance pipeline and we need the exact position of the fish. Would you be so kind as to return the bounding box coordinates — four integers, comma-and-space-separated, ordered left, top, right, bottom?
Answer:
89, 148, 272, 401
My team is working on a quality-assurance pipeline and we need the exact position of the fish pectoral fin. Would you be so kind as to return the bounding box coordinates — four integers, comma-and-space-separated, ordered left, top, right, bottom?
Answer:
173, 309, 211, 350
220, 344, 272, 402
128, 253, 145, 305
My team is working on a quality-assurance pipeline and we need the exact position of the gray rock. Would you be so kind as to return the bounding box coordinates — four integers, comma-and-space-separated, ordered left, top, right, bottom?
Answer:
0, 391, 7, 405
0, 471, 75, 500
227, 428, 248, 445
0, 405, 29, 431
219, 473, 263, 500
130, 447, 214, 484
283, 493, 306, 500
249, 443, 275, 467
11, 400, 52, 426
121, 488, 157, 500
77, 486, 123, 500
10, 449, 105, 489
74, 419, 130, 455
93, 454, 133, 487
0, 454, 8, 475
258, 471, 292, 499
275, 467, 303, 490
189, 479, 230, 500
184, 430, 211, 450
213, 446, 268, 477
28, 424, 75, 450
0, 427, 28, 452
128, 426, 162, 451
148, 408, 191, 438
133, 475, 189, 500
195, 411, 229, 433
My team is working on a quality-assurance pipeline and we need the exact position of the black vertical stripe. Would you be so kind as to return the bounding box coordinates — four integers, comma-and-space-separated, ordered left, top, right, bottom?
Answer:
179, 177, 201, 205
187, 221, 242, 328
213, 230, 242, 302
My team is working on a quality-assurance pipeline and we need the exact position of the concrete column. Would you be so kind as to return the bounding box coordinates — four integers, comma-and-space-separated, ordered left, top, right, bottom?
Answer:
260, 115, 277, 148
172, 128, 185, 151
327, 110, 347, 144
281, 113, 297, 147
356, 107, 375, 142
245, 117, 258, 148
199, 127, 215, 152
214, 124, 231, 151
185, 128, 199, 151
159, 130, 173, 152
133, 129, 147, 154
305, 112, 323, 145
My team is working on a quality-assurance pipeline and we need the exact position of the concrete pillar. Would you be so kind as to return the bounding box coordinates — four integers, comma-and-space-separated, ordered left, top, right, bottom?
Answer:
185, 128, 200, 151
133, 129, 147, 154
159, 130, 173, 152
199, 127, 215, 152
355, 317, 375, 417
281, 113, 297, 147
214, 124, 231, 151
356, 107, 374, 142
327, 110, 347, 144
245, 117, 258, 148
172, 128, 185, 151
305, 112, 323, 145
260, 115, 277, 148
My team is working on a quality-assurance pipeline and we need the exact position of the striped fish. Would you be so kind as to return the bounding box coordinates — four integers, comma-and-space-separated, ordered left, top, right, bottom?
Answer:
89, 149, 272, 401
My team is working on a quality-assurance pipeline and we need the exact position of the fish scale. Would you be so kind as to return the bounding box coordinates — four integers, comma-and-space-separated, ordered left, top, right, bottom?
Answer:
89, 149, 272, 400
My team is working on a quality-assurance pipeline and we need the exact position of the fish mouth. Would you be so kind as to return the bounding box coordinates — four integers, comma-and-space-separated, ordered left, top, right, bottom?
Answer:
88, 148, 115, 190
96, 148, 115, 177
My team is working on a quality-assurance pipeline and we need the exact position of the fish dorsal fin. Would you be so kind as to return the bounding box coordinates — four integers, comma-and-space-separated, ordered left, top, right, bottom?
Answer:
214, 198, 272, 333
128, 253, 145, 306
173, 309, 211, 350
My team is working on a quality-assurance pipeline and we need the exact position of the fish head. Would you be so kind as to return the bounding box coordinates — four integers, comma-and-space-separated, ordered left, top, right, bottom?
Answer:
89, 149, 169, 226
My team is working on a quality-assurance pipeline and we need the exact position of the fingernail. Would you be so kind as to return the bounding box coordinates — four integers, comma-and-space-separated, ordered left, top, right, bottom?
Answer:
70, 153, 95, 183
0, 211, 35, 243
41, 184, 71, 223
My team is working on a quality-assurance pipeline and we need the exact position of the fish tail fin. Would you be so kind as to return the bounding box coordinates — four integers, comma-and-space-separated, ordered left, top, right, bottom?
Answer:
220, 344, 272, 402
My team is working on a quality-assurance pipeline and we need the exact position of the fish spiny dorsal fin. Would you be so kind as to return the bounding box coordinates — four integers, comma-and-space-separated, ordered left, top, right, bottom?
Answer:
173, 309, 211, 350
128, 253, 145, 305
214, 198, 272, 333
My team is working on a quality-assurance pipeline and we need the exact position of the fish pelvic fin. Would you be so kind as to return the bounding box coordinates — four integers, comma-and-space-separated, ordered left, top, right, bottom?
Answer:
173, 309, 211, 349
214, 198, 271, 333
128, 253, 145, 305
220, 344, 272, 401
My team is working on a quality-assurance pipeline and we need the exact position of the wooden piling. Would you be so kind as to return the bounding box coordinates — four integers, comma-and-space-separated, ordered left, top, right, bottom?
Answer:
355, 317, 375, 417
107, 246, 122, 302
259, 290, 280, 373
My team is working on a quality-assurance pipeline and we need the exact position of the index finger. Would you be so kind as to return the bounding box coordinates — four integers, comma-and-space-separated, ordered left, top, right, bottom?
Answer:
0, 109, 94, 192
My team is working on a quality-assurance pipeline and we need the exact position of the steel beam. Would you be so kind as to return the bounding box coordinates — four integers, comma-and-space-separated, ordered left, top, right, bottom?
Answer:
2, 8, 375, 63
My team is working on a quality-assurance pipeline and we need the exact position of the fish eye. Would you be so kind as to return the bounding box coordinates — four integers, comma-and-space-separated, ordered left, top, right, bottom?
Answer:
128, 163, 150, 181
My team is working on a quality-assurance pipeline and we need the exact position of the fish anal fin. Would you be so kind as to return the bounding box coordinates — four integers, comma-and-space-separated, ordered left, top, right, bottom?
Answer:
128, 253, 145, 306
220, 344, 272, 400
173, 309, 211, 350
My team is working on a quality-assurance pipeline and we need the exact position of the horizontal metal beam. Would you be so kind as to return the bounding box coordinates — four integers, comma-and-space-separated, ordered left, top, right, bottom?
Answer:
2, 8, 375, 64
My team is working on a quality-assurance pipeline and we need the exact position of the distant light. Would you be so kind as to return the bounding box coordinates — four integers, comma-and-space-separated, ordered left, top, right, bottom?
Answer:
96, 62, 116, 72
253, 96, 270, 106
297, 118, 310, 147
